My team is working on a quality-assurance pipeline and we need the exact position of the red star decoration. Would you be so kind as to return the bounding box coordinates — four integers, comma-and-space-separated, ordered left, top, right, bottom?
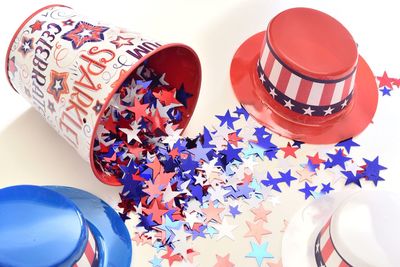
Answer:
29, 20, 44, 33
147, 109, 168, 133
280, 142, 299, 158
377, 71, 394, 89
47, 70, 70, 102
132, 233, 152, 246
242, 172, 253, 184
111, 35, 135, 49
161, 247, 183, 266
228, 131, 243, 147
202, 202, 224, 223
154, 169, 175, 186
143, 199, 168, 224
392, 78, 400, 88
118, 194, 136, 214
104, 115, 118, 134
214, 254, 235, 267
143, 180, 163, 197
127, 145, 145, 159
169, 147, 180, 158
127, 98, 149, 120
307, 152, 325, 165
62, 21, 109, 49
147, 157, 162, 177
153, 88, 181, 105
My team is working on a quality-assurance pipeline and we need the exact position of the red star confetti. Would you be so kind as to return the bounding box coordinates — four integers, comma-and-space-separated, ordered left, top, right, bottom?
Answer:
214, 254, 235, 267
377, 71, 395, 89
280, 142, 299, 158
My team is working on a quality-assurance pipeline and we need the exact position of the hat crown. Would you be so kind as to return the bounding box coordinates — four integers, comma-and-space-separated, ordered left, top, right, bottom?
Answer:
330, 191, 400, 266
267, 7, 358, 80
257, 7, 359, 117
0, 185, 88, 267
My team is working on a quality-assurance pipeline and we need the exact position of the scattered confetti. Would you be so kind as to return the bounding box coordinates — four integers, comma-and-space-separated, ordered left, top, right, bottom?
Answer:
92, 66, 388, 266
376, 71, 400, 96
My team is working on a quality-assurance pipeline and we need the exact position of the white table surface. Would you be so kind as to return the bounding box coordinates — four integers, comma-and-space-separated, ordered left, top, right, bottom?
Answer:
1, 1, 399, 266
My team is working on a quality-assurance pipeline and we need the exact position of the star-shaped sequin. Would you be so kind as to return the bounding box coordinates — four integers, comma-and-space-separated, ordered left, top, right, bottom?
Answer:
244, 220, 271, 243
214, 254, 234, 267
246, 241, 274, 267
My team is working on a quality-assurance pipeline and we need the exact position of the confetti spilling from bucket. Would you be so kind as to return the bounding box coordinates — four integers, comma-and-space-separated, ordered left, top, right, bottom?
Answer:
93, 67, 387, 265
92, 63, 193, 182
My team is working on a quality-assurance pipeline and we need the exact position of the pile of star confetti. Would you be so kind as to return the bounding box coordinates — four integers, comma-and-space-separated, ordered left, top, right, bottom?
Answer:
93, 66, 388, 266
93, 63, 192, 180
120, 107, 386, 266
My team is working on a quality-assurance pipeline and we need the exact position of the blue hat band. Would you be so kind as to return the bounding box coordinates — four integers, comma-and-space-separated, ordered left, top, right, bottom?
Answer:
74, 226, 98, 267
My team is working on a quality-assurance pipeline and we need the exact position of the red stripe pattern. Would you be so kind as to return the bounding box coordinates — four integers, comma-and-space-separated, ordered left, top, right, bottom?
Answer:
73, 227, 98, 267
314, 219, 352, 267
258, 37, 357, 116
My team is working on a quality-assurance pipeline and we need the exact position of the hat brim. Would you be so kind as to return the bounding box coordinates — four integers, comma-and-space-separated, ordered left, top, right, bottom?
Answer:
45, 186, 132, 267
230, 31, 379, 144
281, 191, 355, 267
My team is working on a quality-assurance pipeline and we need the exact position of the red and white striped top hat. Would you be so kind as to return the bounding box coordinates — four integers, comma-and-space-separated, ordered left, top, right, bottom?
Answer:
282, 190, 400, 267
230, 8, 378, 144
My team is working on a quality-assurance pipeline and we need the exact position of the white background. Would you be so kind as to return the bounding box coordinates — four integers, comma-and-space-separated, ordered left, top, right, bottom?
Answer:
1, 0, 400, 266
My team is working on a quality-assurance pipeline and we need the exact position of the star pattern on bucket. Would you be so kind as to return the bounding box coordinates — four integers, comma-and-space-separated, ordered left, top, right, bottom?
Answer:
29, 20, 45, 33
18, 36, 34, 56
47, 70, 69, 103
111, 35, 135, 48
62, 21, 109, 49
